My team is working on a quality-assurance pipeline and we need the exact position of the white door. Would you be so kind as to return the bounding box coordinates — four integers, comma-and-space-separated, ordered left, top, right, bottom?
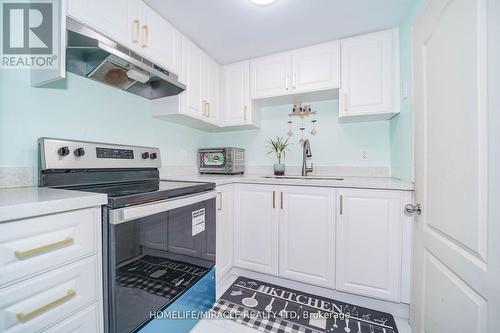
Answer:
216, 185, 234, 283
68, 0, 137, 48
140, 3, 180, 74
340, 29, 398, 117
279, 187, 336, 288
250, 53, 291, 99
336, 189, 403, 302
233, 185, 278, 275
223, 61, 251, 125
180, 38, 204, 119
411, 0, 499, 332
291, 42, 340, 93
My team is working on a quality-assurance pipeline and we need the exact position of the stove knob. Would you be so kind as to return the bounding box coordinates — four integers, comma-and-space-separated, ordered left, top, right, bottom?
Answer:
150, 152, 157, 159
57, 146, 70, 157
142, 152, 150, 159
74, 147, 85, 157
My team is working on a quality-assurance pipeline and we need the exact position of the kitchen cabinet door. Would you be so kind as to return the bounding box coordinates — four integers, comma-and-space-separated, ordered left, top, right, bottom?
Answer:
336, 189, 403, 302
250, 53, 291, 99
216, 185, 234, 286
291, 42, 340, 93
279, 187, 336, 288
68, 0, 138, 49
202, 56, 220, 124
340, 29, 399, 119
223, 61, 251, 126
180, 37, 204, 119
233, 184, 278, 275
139, 2, 180, 74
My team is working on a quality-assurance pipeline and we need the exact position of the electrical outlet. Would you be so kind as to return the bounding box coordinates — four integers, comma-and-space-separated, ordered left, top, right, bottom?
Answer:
360, 149, 368, 160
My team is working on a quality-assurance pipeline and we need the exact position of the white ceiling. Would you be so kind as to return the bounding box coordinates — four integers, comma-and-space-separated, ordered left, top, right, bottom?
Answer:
145, 0, 416, 64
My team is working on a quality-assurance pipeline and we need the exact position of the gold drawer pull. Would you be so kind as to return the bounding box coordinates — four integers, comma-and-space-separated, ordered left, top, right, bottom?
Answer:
17, 289, 76, 322
14, 237, 74, 259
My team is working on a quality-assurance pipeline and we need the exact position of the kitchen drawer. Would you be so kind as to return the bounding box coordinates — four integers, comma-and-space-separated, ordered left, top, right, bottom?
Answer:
45, 304, 101, 333
0, 207, 99, 287
0, 256, 99, 333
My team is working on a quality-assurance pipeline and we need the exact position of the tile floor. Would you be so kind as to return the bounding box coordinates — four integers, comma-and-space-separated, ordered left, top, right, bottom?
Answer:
191, 317, 412, 333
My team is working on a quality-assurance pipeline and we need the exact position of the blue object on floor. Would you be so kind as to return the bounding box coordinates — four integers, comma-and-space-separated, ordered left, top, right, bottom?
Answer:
138, 267, 215, 333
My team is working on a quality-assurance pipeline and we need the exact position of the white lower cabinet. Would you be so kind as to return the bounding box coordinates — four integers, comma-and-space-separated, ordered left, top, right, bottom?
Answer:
279, 186, 336, 288
233, 184, 279, 275
232, 184, 410, 303
336, 189, 403, 302
216, 185, 234, 287
0, 257, 99, 333
0, 207, 103, 333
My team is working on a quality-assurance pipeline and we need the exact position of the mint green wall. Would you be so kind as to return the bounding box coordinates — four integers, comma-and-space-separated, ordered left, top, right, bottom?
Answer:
208, 100, 391, 167
390, 1, 423, 181
0, 71, 206, 169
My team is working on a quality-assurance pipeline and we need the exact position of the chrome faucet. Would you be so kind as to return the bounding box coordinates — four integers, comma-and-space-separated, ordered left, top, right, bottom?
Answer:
301, 139, 313, 176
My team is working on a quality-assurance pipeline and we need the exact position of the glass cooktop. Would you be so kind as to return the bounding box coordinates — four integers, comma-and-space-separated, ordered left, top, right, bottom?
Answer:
67, 180, 215, 208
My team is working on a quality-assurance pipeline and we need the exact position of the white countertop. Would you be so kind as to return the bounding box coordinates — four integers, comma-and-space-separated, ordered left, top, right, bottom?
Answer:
161, 174, 414, 191
0, 187, 107, 222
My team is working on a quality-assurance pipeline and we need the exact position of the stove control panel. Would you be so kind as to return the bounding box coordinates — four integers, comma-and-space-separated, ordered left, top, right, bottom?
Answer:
38, 138, 161, 170
96, 147, 134, 159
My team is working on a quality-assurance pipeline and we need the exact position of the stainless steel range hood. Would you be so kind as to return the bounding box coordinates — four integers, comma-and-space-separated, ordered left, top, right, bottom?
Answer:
66, 18, 185, 99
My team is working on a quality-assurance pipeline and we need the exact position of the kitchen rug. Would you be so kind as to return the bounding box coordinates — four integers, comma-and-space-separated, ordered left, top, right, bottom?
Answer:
116, 255, 208, 299
213, 276, 399, 333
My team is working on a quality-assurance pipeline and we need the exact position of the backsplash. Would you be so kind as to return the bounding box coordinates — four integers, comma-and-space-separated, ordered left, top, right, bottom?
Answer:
207, 100, 391, 168
1, 71, 399, 188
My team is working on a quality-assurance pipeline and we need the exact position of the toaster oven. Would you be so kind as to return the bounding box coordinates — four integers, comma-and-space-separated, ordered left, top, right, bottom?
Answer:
198, 147, 245, 174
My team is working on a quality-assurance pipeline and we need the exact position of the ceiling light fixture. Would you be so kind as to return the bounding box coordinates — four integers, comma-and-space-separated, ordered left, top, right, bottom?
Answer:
250, 0, 277, 6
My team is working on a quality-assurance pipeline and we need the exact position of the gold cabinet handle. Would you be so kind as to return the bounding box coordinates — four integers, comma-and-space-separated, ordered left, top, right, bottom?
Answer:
207, 102, 210, 117
339, 194, 343, 215
343, 93, 348, 113
142, 25, 149, 48
292, 73, 297, 89
14, 237, 74, 259
202, 100, 208, 116
132, 20, 140, 43
272, 191, 276, 209
285, 73, 289, 90
244, 106, 247, 121
17, 289, 76, 322
280, 192, 283, 210
217, 192, 222, 211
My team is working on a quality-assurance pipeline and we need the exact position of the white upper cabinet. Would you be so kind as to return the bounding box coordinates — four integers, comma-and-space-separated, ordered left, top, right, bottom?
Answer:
223, 61, 252, 126
68, 0, 136, 48
68, 0, 180, 74
180, 37, 204, 119
291, 41, 340, 93
250, 53, 292, 99
336, 189, 403, 302
202, 56, 220, 124
139, 2, 180, 74
340, 29, 400, 119
250, 42, 340, 100
279, 186, 336, 288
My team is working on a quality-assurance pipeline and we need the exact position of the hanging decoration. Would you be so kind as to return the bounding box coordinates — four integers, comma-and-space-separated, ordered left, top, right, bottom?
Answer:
287, 103, 318, 144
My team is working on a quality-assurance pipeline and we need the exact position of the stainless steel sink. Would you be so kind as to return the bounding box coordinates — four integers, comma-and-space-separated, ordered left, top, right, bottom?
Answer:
262, 176, 344, 181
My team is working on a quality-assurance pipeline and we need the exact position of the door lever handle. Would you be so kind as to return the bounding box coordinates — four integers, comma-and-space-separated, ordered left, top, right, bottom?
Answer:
405, 203, 422, 215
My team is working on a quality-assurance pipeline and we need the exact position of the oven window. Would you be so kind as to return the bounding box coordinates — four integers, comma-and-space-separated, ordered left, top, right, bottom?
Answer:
108, 199, 216, 333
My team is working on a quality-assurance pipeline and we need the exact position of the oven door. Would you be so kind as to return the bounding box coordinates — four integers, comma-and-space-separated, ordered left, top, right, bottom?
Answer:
104, 190, 216, 333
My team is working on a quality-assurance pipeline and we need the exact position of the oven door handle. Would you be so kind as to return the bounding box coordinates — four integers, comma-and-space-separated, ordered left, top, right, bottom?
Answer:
109, 190, 216, 224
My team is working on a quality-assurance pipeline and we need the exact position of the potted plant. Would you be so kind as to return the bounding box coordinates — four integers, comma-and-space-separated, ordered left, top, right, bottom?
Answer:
266, 136, 290, 176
